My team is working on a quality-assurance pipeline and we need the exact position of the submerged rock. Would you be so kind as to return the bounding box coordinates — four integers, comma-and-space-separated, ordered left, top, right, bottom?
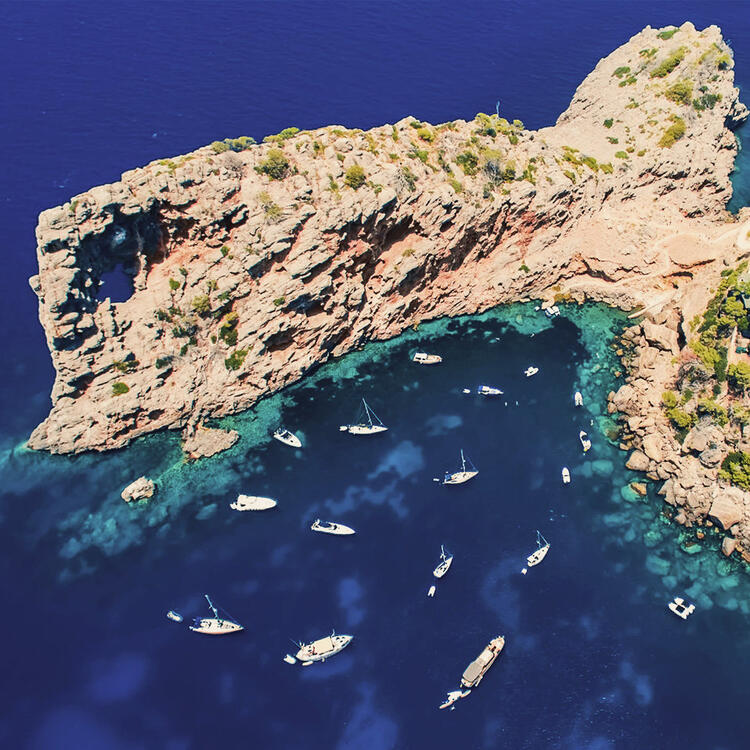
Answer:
182, 426, 239, 460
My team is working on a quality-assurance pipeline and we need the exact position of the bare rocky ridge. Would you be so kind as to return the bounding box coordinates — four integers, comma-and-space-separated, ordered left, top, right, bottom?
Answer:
26, 23, 750, 556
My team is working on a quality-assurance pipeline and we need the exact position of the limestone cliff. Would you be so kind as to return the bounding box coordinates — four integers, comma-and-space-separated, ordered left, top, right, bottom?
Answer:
29, 22, 748, 458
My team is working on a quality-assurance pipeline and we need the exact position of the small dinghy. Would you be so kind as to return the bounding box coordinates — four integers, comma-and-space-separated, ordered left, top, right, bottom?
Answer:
579, 430, 592, 452
311, 518, 356, 535
668, 597, 695, 620
433, 545, 453, 578
439, 689, 471, 710
524, 366, 539, 377
476, 385, 503, 396
525, 530, 550, 569
166, 610, 183, 623
230, 494, 277, 511
562, 467, 570, 484
413, 351, 442, 365
287, 631, 353, 665
442, 450, 478, 485
427, 584, 436, 598
273, 427, 302, 448
339, 398, 388, 435
189, 594, 243, 635
574, 391, 583, 407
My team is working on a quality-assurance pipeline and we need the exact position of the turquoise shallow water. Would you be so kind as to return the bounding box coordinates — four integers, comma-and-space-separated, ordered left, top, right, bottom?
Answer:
2, 302, 750, 749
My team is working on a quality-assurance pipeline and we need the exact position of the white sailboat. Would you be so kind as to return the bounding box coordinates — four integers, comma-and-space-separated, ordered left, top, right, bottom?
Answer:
579, 430, 592, 452
433, 545, 453, 578
285, 631, 354, 665
230, 494, 277, 511
562, 467, 571, 484
476, 385, 503, 396
413, 352, 442, 365
574, 391, 583, 407
525, 531, 550, 568
442, 450, 478, 485
189, 594, 244, 635
273, 427, 302, 448
311, 518, 356, 535
339, 398, 388, 435
524, 366, 539, 377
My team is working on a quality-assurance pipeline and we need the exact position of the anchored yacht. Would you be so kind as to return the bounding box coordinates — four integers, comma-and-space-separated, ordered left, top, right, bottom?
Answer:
311, 519, 356, 535
273, 427, 302, 448
461, 636, 505, 688
413, 352, 442, 365
339, 398, 388, 435
230, 495, 277, 511
442, 450, 478, 485
189, 594, 243, 635
525, 530, 550, 569
285, 631, 354, 665
476, 385, 503, 396
433, 545, 453, 578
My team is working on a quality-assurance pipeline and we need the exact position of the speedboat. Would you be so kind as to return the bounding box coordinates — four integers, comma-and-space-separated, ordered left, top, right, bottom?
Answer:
189, 594, 243, 635
526, 530, 550, 568
433, 545, 453, 578
427, 584, 436, 598
476, 385, 503, 396
442, 450, 478, 485
668, 597, 695, 620
544, 305, 560, 318
579, 430, 591, 452
230, 494, 277, 511
439, 690, 471, 710
273, 427, 302, 448
166, 610, 183, 623
413, 352, 442, 365
574, 391, 583, 407
285, 631, 353, 665
339, 398, 388, 435
311, 518, 356, 535
562, 467, 570, 484
524, 366, 539, 377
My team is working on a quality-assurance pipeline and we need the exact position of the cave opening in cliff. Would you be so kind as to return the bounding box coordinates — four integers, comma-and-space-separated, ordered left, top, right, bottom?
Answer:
96, 264, 134, 304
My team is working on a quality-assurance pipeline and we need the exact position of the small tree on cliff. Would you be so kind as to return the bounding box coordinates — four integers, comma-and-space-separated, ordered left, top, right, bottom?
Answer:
344, 164, 366, 189
727, 362, 750, 395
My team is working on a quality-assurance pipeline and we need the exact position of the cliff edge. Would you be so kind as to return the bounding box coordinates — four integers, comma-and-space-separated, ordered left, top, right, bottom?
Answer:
29, 22, 748, 455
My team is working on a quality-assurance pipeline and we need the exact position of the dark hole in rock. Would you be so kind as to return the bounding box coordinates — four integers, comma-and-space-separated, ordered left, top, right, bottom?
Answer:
97, 264, 134, 303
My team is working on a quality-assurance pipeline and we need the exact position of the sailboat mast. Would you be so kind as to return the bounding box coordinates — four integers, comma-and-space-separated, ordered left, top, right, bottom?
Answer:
362, 398, 373, 427
460, 449, 466, 472
205, 594, 220, 621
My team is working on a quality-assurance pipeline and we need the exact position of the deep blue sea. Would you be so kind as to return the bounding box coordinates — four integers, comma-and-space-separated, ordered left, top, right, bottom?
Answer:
2, 3, 750, 749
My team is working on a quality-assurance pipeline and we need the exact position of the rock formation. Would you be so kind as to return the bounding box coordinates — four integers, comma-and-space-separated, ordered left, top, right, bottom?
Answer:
27, 21, 750, 558
121, 476, 155, 503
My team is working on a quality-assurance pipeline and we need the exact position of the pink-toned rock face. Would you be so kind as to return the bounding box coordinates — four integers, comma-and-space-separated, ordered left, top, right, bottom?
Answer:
27, 22, 748, 455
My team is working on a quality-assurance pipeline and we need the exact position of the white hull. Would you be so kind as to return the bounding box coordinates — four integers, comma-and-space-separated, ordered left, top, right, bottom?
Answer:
433, 556, 453, 578
545, 305, 560, 318
574, 391, 583, 407
189, 617, 244, 635
311, 519, 356, 535
230, 494, 277, 511
526, 544, 550, 567
579, 431, 591, 452
295, 634, 353, 662
524, 367, 539, 377
341, 424, 388, 435
413, 352, 442, 365
477, 386, 503, 396
427, 585, 436, 597
668, 597, 695, 619
562, 468, 570, 484
273, 429, 302, 448
439, 690, 471, 709
443, 470, 478, 485
166, 610, 183, 623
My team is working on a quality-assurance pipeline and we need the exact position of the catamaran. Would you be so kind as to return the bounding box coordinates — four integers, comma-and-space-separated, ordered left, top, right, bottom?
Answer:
413, 352, 443, 365
526, 530, 550, 568
443, 450, 478, 485
230, 494, 277, 511
273, 427, 302, 448
579, 430, 591, 452
189, 594, 243, 635
433, 545, 453, 578
339, 398, 388, 435
476, 385, 503, 396
311, 519, 356, 535
284, 631, 354, 665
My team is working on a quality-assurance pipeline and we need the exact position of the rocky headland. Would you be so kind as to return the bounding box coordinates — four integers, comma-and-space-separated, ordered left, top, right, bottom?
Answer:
27, 24, 750, 555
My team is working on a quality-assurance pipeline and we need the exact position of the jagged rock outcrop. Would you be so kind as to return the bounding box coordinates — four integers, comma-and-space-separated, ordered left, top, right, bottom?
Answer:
28, 22, 748, 459
121, 476, 155, 503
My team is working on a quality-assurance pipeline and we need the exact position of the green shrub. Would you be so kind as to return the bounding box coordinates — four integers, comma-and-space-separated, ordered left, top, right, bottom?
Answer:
603, 118, 614, 128
727, 362, 750, 394
697, 397, 728, 426
664, 79, 693, 105
255, 149, 290, 180
168, 278, 181, 292
224, 349, 249, 371
219, 312, 239, 345
600, 163, 614, 174
456, 151, 479, 175
344, 164, 366, 189
155, 357, 172, 369
719, 451, 750, 490
409, 145, 429, 163
210, 141, 230, 154
657, 28, 678, 40
399, 166, 417, 191
263, 127, 300, 143
614, 151, 628, 159
563, 170, 576, 183
112, 382, 130, 396
658, 116, 686, 148
662, 391, 678, 408
613, 66, 631, 78
273, 297, 286, 307
692, 92, 721, 111
651, 46, 687, 78
448, 178, 463, 193
416, 127, 434, 142
581, 155, 598, 171
220, 245, 229, 257
192, 294, 211, 316
607, 136, 619, 144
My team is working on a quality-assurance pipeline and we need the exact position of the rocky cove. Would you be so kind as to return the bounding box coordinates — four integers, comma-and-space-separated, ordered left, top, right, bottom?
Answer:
26, 23, 750, 559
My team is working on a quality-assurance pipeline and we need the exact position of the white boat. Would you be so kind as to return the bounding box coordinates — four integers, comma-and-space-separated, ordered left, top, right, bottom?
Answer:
526, 530, 550, 568
189, 594, 243, 635
574, 391, 583, 407
668, 597, 696, 620
562, 467, 570, 484
442, 450, 478, 485
311, 518, 356, 535
433, 545, 453, 578
273, 427, 302, 448
339, 398, 388, 435
230, 494, 277, 511
438, 689, 471, 710
166, 610, 183, 623
427, 584, 436, 597
544, 305, 560, 318
476, 385, 503, 396
413, 351, 442, 365
579, 430, 591, 452
461, 636, 505, 688
289, 631, 354, 664
524, 366, 539, 377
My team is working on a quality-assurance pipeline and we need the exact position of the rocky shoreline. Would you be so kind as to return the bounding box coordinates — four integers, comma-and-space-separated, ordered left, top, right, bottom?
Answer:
25, 23, 750, 556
